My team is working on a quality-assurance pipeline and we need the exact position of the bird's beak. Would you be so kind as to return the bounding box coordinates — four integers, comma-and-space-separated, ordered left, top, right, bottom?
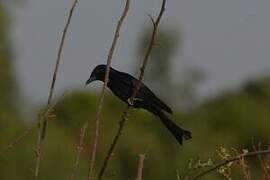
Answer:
85, 77, 96, 85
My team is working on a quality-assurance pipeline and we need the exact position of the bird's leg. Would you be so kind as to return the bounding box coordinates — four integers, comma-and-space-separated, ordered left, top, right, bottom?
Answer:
127, 98, 134, 106
127, 97, 142, 106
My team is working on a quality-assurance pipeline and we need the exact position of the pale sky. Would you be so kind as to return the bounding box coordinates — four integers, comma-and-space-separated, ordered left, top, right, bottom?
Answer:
7, 0, 270, 109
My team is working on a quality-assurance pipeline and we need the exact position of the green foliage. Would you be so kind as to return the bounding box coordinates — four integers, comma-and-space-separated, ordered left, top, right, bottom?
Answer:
136, 27, 182, 101
1, 78, 270, 179
0, 2, 16, 113
0, 3, 28, 180
0, 0, 22, 146
136, 26, 204, 107
36, 79, 270, 179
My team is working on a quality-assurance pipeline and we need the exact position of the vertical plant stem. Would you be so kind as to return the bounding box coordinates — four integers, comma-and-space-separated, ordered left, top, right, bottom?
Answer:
252, 144, 270, 180
98, 108, 129, 179
239, 155, 250, 180
135, 154, 146, 180
70, 122, 88, 180
98, 0, 166, 179
33, 0, 78, 179
87, 1, 130, 179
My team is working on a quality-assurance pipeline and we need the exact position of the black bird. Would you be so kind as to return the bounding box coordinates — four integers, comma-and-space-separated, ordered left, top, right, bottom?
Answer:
86, 64, 192, 145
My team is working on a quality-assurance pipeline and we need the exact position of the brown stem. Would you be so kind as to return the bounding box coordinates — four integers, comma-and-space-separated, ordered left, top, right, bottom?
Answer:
34, 0, 78, 179
97, 0, 166, 179
238, 154, 250, 180
252, 144, 270, 180
1, 91, 67, 155
98, 107, 129, 179
2, 126, 35, 152
70, 122, 88, 180
87, 1, 130, 179
129, 0, 166, 101
135, 154, 146, 180
190, 149, 270, 180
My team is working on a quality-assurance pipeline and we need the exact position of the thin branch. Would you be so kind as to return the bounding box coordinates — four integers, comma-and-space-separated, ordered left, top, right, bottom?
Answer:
97, 107, 129, 180
70, 122, 88, 180
1, 92, 67, 155
131, 0, 166, 100
34, 0, 78, 179
2, 126, 34, 152
252, 143, 270, 180
87, 0, 130, 179
238, 153, 251, 180
135, 154, 146, 180
98, 0, 166, 179
190, 149, 270, 180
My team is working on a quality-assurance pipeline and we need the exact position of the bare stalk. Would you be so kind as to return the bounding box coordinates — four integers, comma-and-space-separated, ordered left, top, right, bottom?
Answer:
70, 122, 88, 180
1, 91, 67, 155
34, 0, 78, 179
238, 154, 250, 180
135, 154, 146, 180
87, 1, 130, 179
97, 107, 129, 180
98, 0, 166, 179
252, 143, 270, 180
190, 149, 270, 180
3, 126, 35, 152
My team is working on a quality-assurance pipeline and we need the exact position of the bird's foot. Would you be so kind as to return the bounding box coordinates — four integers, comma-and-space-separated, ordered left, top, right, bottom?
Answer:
127, 98, 142, 106
127, 98, 134, 106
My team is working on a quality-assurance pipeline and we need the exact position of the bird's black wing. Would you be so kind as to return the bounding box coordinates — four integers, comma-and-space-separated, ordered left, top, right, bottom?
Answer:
138, 84, 173, 114
117, 71, 173, 114
108, 71, 134, 101
106, 68, 190, 146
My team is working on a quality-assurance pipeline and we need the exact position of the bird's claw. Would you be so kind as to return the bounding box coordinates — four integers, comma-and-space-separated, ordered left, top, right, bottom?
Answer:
127, 98, 134, 106
128, 98, 143, 106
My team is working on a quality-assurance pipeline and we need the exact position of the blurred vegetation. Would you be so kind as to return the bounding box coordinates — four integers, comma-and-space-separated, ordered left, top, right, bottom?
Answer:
0, 2, 270, 180
136, 26, 204, 108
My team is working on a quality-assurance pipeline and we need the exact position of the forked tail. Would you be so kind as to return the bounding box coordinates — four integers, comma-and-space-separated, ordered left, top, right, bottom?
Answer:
154, 109, 192, 145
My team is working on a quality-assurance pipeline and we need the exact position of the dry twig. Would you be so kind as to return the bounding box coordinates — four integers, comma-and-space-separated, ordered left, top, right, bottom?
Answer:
135, 154, 146, 180
252, 143, 270, 180
34, 0, 78, 179
1, 91, 67, 154
239, 153, 251, 180
87, 0, 130, 179
98, 0, 166, 179
190, 149, 270, 180
70, 122, 88, 180
3, 126, 35, 153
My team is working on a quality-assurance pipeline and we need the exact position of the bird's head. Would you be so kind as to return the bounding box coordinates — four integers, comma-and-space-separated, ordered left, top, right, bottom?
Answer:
86, 64, 107, 85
